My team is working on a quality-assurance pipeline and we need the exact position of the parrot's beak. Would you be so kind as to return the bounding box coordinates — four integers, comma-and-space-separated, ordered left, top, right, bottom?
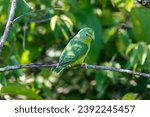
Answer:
91, 33, 95, 40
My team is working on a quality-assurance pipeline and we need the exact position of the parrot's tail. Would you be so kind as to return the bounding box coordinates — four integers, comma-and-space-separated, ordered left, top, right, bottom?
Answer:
52, 66, 64, 74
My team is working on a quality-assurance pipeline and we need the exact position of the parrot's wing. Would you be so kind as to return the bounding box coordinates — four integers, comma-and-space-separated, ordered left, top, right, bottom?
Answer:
59, 40, 88, 66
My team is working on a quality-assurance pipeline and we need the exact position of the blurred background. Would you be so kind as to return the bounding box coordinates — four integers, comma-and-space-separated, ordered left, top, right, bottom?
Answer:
0, 0, 150, 100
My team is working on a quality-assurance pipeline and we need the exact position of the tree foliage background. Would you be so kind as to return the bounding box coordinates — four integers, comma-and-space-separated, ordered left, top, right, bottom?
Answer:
0, 0, 150, 100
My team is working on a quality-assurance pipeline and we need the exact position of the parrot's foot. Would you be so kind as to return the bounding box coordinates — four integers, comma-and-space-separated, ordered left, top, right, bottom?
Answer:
81, 63, 88, 69
56, 63, 59, 68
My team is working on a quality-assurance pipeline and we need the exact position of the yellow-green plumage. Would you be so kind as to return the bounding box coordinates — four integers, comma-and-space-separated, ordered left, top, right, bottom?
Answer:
53, 27, 95, 73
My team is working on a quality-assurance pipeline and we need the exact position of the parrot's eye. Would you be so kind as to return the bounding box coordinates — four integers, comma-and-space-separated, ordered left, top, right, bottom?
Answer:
85, 33, 89, 37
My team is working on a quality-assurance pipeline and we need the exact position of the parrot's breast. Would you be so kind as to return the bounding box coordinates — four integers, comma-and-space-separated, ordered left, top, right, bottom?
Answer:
71, 41, 91, 66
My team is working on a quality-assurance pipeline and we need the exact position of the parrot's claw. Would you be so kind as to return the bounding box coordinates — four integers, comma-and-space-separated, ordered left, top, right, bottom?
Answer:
56, 63, 59, 68
81, 63, 88, 69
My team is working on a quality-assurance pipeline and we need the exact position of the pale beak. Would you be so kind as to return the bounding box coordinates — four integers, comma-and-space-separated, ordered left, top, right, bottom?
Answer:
91, 33, 95, 40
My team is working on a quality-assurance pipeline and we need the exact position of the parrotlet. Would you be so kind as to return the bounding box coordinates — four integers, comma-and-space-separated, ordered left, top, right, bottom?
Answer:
53, 27, 95, 73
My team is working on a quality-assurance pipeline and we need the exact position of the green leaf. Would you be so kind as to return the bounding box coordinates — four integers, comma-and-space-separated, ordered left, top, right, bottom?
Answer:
59, 25, 69, 40
131, 8, 150, 43
103, 27, 117, 44
137, 43, 147, 65
103, 62, 121, 83
9, 56, 24, 77
144, 45, 150, 71
111, 0, 134, 12
126, 42, 148, 69
0, 84, 42, 100
126, 45, 138, 69
126, 44, 136, 55
124, 0, 134, 12
96, 72, 107, 96
96, 62, 121, 96
0, 73, 7, 86
122, 93, 137, 100
21, 50, 30, 64
50, 15, 58, 31
116, 29, 131, 57
60, 15, 74, 35
53, 15, 71, 41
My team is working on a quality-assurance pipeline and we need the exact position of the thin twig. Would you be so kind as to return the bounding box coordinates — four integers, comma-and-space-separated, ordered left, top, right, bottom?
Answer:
23, 18, 30, 50
0, 63, 150, 78
0, 63, 57, 72
0, 0, 17, 53
12, 8, 63, 23
33, 18, 52, 23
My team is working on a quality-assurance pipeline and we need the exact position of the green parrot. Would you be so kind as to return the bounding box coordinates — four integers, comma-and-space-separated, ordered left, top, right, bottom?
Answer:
53, 27, 95, 73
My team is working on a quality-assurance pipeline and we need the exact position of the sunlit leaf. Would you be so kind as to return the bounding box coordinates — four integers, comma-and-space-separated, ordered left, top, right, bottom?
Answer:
0, 84, 42, 100
122, 92, 137, 100
60, 15, 74, 35
60, 15, 73, 28
126, 42, 148, 68
50, 15, 58, 31
111, 0, 134, 12
126, 44, 136, 55
126, 46, 138, 69
124, 0, 134, 12
103, 27, 117, 43
21, 50, 30, 64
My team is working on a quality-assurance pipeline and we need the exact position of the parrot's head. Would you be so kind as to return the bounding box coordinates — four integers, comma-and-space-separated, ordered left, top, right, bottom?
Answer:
78, 27, 95, 42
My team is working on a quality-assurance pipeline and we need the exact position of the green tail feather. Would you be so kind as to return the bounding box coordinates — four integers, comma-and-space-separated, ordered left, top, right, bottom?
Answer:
52, 66, 64, 74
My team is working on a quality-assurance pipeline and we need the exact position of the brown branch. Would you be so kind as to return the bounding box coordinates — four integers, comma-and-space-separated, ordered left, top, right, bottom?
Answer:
0, 63, 57, 72
0, 0, 17, 53
81, 64, 150, 78
0, 63, 150, 78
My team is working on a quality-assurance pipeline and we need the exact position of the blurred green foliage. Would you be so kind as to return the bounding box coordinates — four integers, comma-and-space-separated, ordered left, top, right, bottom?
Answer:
0, 0, 150, 100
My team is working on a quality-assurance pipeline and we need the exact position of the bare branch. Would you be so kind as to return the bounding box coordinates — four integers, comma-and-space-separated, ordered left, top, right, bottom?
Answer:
0, 63, 57, 72
12, 8, 64, 23
81, 64, 150, 78
0, 0, 17, 53
0, 63, 150, 78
